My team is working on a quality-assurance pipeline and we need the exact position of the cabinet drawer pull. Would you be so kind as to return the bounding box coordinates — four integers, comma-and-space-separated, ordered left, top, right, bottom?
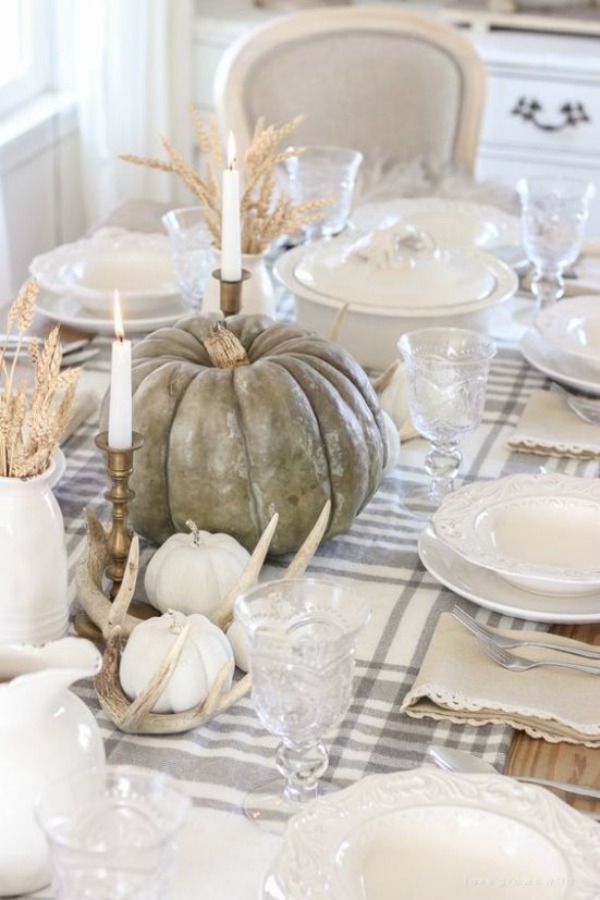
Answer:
511, 97, 591, 132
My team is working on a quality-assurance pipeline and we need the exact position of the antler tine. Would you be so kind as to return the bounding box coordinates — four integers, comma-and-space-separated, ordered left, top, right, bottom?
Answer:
372, 359, 400, 394
328, 302, 349, 343
285, 500, 331, 579
200, 658, 235, 719
117, 623, 192, 731
106, 535, 139, 633
211, 512, 279, 630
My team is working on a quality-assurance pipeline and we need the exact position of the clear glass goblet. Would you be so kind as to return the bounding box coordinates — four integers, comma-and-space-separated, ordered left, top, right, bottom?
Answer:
517, 177, 595, 313
283, 145, 363, 242
234, 577, 369, 833
36, 765, 191, 900
162, 206, 214, 310
397, 327, 496, 519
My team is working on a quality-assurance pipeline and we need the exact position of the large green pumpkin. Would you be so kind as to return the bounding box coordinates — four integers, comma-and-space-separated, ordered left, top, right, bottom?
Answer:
128, 315, 387, 555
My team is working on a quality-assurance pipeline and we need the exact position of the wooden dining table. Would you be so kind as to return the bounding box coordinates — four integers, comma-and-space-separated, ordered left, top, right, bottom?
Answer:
6, 198, 600, 897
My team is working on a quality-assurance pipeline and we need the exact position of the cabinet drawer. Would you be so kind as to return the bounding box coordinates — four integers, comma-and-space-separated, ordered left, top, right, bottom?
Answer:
482, 73, 600, 157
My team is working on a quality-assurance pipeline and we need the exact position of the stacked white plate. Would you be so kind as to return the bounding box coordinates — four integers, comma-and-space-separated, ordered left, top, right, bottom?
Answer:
419, 473, 600, 623
274, 220, 518, 369
29, 229, 191, 333
521, 295, 600, 396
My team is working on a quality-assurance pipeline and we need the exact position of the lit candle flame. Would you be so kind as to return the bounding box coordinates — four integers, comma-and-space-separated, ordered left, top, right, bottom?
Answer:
113, 290, 125, 341
227, 132, 236, 170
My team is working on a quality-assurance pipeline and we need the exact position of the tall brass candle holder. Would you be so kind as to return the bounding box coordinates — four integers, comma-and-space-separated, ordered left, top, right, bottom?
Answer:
212, 268, 251, 316
73, 430, 145, 643
95, 431, 145, 599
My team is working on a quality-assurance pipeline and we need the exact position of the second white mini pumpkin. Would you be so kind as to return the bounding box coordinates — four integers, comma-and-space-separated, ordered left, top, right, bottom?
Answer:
144, 520, 250, 619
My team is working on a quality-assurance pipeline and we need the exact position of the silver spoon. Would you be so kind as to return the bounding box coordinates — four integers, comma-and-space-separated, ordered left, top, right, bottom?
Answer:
427, 745, 600, 803
552, 385, 600, 426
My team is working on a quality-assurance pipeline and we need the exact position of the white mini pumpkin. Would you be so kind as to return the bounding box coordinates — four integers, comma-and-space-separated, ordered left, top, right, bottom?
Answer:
226, 620, 250, 673
380, 411, 400, 476
119, 610, 234, 713
144, 520, 250, 618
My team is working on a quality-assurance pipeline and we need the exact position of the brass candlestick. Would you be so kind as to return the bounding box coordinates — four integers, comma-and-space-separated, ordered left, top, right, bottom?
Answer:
95, 431, 145, 599
212, 268, 251, 316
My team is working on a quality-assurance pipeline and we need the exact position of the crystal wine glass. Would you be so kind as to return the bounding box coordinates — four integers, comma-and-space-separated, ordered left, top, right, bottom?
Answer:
397, 327, 496, 519
162, 206, 214, 310
233, 577, 369, 833
283, 146, 363, 242
517, 177, 595, 313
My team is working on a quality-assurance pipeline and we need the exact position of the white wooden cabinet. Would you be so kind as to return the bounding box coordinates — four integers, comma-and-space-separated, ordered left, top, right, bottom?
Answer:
193, 0, 600, 234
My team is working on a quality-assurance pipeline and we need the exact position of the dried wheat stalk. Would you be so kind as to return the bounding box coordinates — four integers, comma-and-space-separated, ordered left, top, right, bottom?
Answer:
121, 107, 331, 254
0, 280, 80, 478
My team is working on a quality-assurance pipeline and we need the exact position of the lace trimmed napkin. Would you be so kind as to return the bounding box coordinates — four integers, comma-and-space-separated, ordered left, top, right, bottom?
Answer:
401, 613, 600, 747
507, 389, 600, 459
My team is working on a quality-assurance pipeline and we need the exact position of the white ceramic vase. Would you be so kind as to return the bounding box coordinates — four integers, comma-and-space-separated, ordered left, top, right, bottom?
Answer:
0, 453, 69, 644
202, 250, 277, 317
0, 637, 105, 896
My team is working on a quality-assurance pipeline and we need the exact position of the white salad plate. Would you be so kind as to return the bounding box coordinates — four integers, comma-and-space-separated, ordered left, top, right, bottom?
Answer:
520, 328, 600, 397
36, 291, 192, 334
431, 474, 600, 597
350, 197, 521, 250
30, 229, 178, 314
535, 295, 600, 370
263, 768, 600, 899
274, 244, 517, 369
418, 527, 600, 623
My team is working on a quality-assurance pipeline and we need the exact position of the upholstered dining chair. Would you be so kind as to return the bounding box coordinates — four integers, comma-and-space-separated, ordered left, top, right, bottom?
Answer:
213, 5, 487, 177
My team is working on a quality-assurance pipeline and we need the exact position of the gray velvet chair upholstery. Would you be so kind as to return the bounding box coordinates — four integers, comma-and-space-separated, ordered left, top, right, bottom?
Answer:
214, 5, 486, 176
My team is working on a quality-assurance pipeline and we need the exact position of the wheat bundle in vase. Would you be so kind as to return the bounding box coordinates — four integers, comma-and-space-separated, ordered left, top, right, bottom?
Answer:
122, 107, 331, 253
0, 280, 79, 478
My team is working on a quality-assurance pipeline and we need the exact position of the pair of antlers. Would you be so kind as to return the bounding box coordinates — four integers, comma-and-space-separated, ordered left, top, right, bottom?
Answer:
77, 502, 331, 734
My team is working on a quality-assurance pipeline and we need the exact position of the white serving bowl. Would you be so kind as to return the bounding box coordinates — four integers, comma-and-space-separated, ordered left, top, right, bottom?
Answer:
274, 239, 517, 369
432, 473, 600, 596
535, 295, 600, 372
30, 229, 179, 314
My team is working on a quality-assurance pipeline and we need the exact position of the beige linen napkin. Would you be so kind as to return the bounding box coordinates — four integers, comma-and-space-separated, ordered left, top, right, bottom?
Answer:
401, 613, 600, 746
507, 389, 600, 459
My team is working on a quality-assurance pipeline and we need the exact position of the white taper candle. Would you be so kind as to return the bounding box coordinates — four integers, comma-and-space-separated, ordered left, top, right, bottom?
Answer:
108, 290, 132, 449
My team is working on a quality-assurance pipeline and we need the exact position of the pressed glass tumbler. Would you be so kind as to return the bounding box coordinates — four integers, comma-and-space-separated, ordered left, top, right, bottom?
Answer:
36, 765, 191, 900
162, 206, 214, 309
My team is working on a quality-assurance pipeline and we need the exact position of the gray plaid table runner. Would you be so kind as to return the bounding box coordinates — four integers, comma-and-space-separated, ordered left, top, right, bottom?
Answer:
53, 308, 598, 820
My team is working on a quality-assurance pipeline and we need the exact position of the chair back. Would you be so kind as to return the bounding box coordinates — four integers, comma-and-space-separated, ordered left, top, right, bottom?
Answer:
214, 5, 486, 175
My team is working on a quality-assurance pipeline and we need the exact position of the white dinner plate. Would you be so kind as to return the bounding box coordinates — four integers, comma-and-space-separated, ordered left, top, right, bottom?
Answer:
431, 474, 600, 597
520, 328, 600, 397
418, 527, 600, 623
36, 291, 192, 334
350, 197, 521, 250
30, 229, 179, 314
263, 768, 600, 899
535, 295, 600, 369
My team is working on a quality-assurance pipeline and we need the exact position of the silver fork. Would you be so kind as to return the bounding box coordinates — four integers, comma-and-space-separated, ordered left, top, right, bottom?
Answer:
453, 606, 600, 661
474, 637, 600, 675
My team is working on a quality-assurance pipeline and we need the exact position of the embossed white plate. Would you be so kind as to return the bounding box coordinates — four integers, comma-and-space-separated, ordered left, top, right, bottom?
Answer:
432, 474, 600, 596
418, 527, 600, 623
35, 291, 192, 334
30, 229, 178, 313
520, 329, 600, 397
350, 197, 521, 250
263, 769, 600, 899
535, 296, 600, 369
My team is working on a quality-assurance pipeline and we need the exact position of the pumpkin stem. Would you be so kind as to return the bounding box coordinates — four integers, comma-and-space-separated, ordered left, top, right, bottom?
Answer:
185, 519, 202, 547
203, 321, 249, 369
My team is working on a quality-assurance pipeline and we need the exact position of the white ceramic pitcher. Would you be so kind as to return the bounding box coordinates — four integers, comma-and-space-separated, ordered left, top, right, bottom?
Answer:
0, 450, 69, 644
0, 637, 105, 896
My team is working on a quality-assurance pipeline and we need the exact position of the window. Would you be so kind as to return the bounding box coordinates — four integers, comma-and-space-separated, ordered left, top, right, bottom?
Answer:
0, 0, 52, 119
